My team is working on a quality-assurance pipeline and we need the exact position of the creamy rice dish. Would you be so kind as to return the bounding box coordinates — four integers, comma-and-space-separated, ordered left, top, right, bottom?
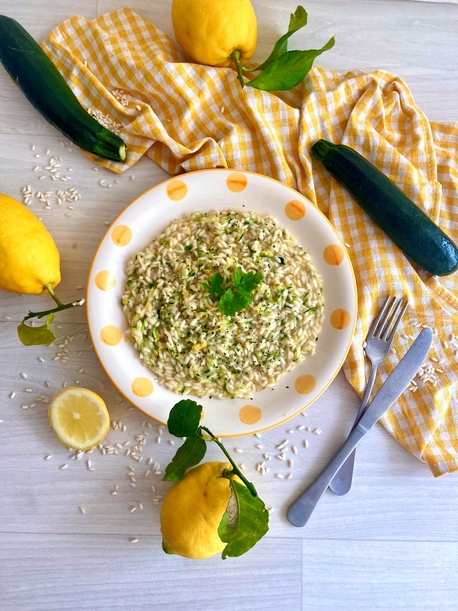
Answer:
122, 209, 325, 398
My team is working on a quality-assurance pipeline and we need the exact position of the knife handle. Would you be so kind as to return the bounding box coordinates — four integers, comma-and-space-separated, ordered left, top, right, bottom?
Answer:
287, 424, 367, 528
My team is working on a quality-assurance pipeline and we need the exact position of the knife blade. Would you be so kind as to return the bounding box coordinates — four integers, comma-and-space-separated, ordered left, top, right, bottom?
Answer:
287, 326, 433, 528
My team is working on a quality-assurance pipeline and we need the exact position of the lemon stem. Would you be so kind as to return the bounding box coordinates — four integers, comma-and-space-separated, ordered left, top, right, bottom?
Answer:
44, 283, 64, 307
200, 426, 257, 497
22, 284, 85, 322
231, 50, 246, 88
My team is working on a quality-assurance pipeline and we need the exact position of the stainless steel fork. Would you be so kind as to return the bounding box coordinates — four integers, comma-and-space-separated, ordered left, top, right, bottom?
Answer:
328, 295, 408, 496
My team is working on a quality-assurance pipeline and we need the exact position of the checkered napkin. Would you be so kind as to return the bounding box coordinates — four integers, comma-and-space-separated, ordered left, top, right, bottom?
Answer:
43, 8, 458, 477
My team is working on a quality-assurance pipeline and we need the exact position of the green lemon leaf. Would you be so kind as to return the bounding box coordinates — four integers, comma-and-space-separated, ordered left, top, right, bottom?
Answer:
162, 435, 207, 482
246, 6, 308, 73
239, 271, 264, 294
167, 399, 203, 437
218, 479, 270, 559
247, 37, 336, 91
288, 4, 308, 32
17, 313, 56, 346
219, 289, 252, 317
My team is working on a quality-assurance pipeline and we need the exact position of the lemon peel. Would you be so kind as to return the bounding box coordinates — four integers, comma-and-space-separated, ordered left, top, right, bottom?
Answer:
160, 462, 233, 559
0, 192, 60, 295
171, 0, 257, 68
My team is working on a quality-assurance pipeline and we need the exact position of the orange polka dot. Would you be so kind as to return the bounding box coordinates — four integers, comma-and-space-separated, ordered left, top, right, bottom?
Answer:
324, 244, 344, 266
226, 172, 248, 193
131, 377, 154, 397
111, 225, 132, 247
166, 179, 188, 201
285, 200, 306, 220
330, 309, 351, 330
95, 270, 116, 291
295, 375, 316, 395
239, 405, 262, 425
100, 325, 122, 346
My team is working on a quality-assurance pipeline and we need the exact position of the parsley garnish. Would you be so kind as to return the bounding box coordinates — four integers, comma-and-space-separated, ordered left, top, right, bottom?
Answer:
202, 273, 225, 300
202, 267, 264, 316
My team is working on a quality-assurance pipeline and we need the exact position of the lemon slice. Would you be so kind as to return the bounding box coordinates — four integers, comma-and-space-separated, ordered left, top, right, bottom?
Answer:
48, 387, 110, 450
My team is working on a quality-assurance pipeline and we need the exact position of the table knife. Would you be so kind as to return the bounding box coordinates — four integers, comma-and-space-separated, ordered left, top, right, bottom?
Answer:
287, 327, 433, 528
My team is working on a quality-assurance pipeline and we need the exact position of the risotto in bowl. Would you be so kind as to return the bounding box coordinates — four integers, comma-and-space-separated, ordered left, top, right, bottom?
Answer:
121, 209, 325, 399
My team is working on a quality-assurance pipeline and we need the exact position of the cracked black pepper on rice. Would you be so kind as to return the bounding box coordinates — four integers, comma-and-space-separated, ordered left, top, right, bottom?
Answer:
121, 209, 325, 398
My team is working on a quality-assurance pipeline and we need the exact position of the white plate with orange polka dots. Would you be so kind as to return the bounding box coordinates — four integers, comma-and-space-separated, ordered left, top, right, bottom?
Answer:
87, 169, 357, 437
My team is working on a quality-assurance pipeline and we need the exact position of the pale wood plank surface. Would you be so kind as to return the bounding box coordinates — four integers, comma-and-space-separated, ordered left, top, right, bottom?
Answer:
302, 539, 458, 610
0, 534, 303, 611
1, 0, 458, 609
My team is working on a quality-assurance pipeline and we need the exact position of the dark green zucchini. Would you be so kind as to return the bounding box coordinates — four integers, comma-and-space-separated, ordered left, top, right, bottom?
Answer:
312, 139, 458, 277
0, 15, 126, 162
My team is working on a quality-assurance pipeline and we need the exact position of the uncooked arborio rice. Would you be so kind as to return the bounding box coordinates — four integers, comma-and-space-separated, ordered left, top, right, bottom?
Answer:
122, 209, 325, 398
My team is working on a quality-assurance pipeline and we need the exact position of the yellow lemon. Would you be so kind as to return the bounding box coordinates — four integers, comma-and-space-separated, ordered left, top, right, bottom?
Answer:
160, 461, 233, 559
171, 0, 257, 67
0, 192, 60, 295
48, 387, 110, 451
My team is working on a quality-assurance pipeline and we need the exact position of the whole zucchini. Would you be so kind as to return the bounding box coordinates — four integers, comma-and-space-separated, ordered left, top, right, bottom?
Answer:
312, 139, 458, 276
0, 15, 126, 162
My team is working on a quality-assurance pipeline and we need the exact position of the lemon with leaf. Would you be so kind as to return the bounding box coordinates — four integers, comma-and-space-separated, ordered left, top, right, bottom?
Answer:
172, 3, 335, 92
171, 0, 257, 68
0, 192, 84, 345
160, 400, 269, 560
48, 387, 110, 451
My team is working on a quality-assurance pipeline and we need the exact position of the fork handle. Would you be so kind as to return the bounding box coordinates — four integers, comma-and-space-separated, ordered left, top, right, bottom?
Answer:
287, 423, 367, 527
328, 364, 379, 495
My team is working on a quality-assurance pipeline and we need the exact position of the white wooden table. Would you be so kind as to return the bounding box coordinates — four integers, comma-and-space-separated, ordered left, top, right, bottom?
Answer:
1, 1, 458, 609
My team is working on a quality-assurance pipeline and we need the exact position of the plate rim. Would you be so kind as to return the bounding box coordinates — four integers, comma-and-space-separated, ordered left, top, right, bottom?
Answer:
86, 168, 358, 437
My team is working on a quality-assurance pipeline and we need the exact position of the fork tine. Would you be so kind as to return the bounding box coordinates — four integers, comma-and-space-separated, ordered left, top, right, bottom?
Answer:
367, 295, 392, 338
379, 297, 402, 339
385, 300, 408, 342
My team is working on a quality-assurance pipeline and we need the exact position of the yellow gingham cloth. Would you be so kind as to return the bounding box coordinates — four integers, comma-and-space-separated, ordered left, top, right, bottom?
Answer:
43, 8, 458, 477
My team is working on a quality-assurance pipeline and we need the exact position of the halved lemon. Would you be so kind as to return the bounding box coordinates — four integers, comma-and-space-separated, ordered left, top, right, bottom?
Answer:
48, 387, 110, 450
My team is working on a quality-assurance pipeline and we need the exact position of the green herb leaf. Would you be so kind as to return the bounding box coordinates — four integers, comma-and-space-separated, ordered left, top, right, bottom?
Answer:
167, 399, 203, 437
218, 479, 269, 559
239, 271, 264, 295
233, 267, 244, 287
17, 312, 56, 346
184, 245, 192, 251
248, 37, 335, 92
245, 6, 308, 73
162, 435, 207, 482
219, 288, 252, 317
216, 269, 264, 316
202, 273, 224, 300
